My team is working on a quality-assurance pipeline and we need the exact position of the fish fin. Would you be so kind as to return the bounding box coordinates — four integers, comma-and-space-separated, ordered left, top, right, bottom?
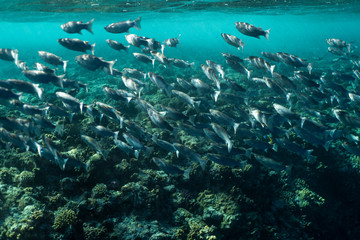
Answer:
176, 150, 179, 158
11, 49, 19, 64
55, 124, 64, 136
233, 123, 240, 135
106, 60, 116, 76
80, 102, 84, 114
134, 150, 139, 159
161, 44, 165, 55
347, 43, 351, 53
145, 146, 154, 157
68, 113, 75, 123
270, 65, 275, 76
272, 143, 278, 152
87, 18, 94, 34
194, 100, 201, 109
324, 140, 332, 151
152, 58, 156, 68
133, 16, 141, 30
245, 148, 252, 159
91, 43, 96, 55
56, 74, 65, 88
227, 140, 233, 153
158, 111, 167, 117
213, 91, 220, 102
62, 60, 68, 73
246, 69, 251, 80
265, 28, 271, 40
114, 131, 119, 141
198, 157, 207, 171
240, 40, 245, 52
34, 84, 43, 100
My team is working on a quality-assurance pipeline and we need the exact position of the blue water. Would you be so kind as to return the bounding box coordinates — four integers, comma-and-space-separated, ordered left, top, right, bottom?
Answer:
1, 2, 360, 239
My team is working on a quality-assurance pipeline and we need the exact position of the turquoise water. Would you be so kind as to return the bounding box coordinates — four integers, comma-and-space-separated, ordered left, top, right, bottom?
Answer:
1, 1, 360, 239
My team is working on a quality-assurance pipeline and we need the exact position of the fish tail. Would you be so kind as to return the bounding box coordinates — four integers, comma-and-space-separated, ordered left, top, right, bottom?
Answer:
227, 139, 233, 153
87, 18, 95, 34
106, 59, 116, 76
34, 84, 43, 100
62, 60, 68, 73
347, 43, 351, 53
324, 140, 332, 151
265, 28, 271, 40
213, 90, 220, 102
11, 49, 19, 64
133, 16, 141, 31
114, 131, 119, 141
270, 65, 275, 76
80, 102, 84, 114
91, 43, 96, 55
307, 63, 313, 75
240, 40, 245, 52
57, 74, 65, 88
55, 124, 64, 136
68, 112, 75, 123
134, 150, 140, 159
233, 123, 240, 135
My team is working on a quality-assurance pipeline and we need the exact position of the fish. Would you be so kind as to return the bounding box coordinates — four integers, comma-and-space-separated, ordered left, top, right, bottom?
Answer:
261, 51, 281, 62
104, 17, 141, 33
171, 90, 200, 108
169, 58, 194, 68
273, 103, 300, 122
95, 102, 124, 127
152, 135, 177, 152
246, 56, 275, 75
225, 59, 251, 79
235, 22, 270, 40
0, 127, 29, 151
164, 34, 181, 47
122, 68, 146, 79
0, 117, 40, 136
46, 103, 75, 123
173, 143, 207, 170
209, 109, 240, 134
22, 70, 65, 88
91, 125, 119, 140
114, 138, 138, 158
253, 154, 291, 174
123, 132, 153, 157
222, 53, 244, 63
201, 64, 221, 90
81, 135, 109, 158
328, 47, 348, 57
15, 60, 29, 71
342, 142, 360, 157
150, 50, 169, 67
206, 154, 247, 169
326, 38, 351, 52
177, 78, 196, 91
147, 108, 174, 132
152, 157, 189, 178
58, 38, 95, 55
5, 79, 43, 99
148, 72, 173, 97
221, 33, 245, 51
32, 115, 64, 135
211, 122, 233, 153
75, 54, 115, 75
332, 109, 360, 128
103, 86, 135, 103
61, 18, 94, 34
190, 78, 220, 102
10, 100, 48, 116
106, 39, 130, 52
0, 48, 18, 62
133, 53, 153, 64
275, 138, 315, 160
293, 126, 332, 151
277, 52, 312, 74
121, 76, 145, 96
38, 51, 68, 72
56, 91, 83, 114
34, 62, 56, 75
0, 87, 22, 101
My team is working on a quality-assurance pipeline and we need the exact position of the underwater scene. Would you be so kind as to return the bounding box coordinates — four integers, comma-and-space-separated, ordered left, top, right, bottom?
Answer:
1, 0, 360, 239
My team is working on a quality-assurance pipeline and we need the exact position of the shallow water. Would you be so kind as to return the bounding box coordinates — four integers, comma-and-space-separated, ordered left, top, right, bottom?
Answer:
0, 1, 360, 240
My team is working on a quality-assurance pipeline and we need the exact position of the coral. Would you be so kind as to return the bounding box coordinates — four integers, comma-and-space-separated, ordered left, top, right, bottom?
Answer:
91, 183, 108, 198
83, 222, 107, 240
53, 208, 77, 232
17, 171, 35, 187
